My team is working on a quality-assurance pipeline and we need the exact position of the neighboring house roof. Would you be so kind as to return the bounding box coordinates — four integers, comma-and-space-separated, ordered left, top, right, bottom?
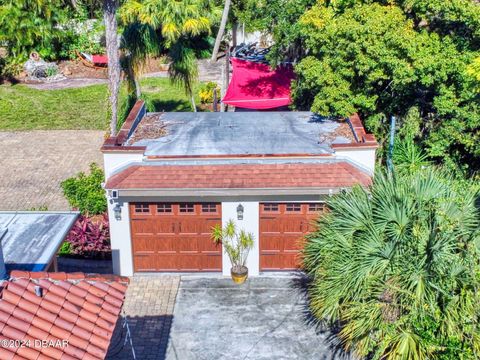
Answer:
125, 111, 356, 156
0, 212, 79, 272
0, 271, 128, 360
105, 162, 372, 194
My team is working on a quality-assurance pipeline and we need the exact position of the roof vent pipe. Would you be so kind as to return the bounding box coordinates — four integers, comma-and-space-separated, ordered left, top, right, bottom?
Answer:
0, 229, 7, 280
35, 286, 43, 297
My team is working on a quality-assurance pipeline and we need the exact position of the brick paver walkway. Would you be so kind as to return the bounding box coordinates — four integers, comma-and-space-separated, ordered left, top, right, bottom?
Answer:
0, 130, 104, 210
108, 276, 181, 360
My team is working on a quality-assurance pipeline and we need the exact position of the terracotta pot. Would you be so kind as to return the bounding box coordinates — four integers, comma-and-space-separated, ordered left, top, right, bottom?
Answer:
231, 266, 248, 284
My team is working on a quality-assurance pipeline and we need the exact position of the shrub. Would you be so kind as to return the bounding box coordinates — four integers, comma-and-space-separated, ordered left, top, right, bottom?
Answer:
65, 214, 111, 259
58, 241, 72, 257
58, 19, 105, 60
198, 81, 219, 104
303, 168, 480, 359
61, 163, 107, 215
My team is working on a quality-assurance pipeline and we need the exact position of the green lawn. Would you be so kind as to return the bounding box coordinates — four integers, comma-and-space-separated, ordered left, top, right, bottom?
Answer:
0, 78, 201, 131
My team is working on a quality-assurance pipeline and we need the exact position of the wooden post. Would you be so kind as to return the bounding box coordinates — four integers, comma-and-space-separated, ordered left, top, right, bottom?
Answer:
224, 51, 230, 112
220, 66, 225, 112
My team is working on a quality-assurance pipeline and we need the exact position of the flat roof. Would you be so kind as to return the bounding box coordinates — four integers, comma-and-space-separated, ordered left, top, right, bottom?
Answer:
0, 211, 79, 272
127, 112, 355, 156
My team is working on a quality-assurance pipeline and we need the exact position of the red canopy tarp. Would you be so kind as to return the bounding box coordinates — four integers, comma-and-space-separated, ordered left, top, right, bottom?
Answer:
222, 58, 295, 110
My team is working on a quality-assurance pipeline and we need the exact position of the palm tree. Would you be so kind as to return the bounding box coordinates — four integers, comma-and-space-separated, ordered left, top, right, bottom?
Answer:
104, 0, 121, 136
210, 0, 231, 62
303, 168, 480, 359
120, 0, 220, 111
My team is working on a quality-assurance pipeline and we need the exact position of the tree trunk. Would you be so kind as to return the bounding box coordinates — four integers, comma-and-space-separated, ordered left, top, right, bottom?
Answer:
134, 77, 141, 98
191, 95, 197, 112
210, 0, 231, 63
104, 0, 121, 137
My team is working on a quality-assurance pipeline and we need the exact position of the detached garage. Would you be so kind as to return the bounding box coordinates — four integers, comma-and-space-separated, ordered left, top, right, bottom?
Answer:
102, 102, 377, 276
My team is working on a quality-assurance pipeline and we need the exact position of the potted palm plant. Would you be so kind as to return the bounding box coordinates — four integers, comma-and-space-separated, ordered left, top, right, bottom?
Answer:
212, 219, 254, 284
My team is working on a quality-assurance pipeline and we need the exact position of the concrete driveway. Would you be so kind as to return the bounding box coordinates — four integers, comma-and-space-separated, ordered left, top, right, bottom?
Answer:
166, 276, 346, 360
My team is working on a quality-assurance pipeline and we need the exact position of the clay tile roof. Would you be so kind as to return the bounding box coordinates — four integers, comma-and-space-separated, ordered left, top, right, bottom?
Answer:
105, 162, 372, 190
0, 271, 129, 360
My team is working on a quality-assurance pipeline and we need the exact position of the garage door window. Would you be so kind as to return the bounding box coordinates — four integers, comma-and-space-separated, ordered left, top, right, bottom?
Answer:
157, 203, 172, 213
286, 203, 301, 212
134, 204, 150, 213
179, 203, 195, 213
201, 203, 218, 213
308, 203, 324, 213
263, 203, 279, 212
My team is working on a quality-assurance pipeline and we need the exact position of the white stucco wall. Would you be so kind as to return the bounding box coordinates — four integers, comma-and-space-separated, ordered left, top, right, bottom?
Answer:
335, 148, 376, 174
103, 152, 144, 178
107, 200, 133, 276
221, 202, 260, 277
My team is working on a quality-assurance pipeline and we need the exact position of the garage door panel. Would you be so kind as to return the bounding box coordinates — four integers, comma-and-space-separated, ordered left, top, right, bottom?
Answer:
152, 220, 176, 235
133, 255, 158, 272
283, 236, 304, 251
131, 219, 156, 235
262, 254, 299, 270
199, 238, 221, 252
281, 219, 303, 233
260, 236, 283, 252
153, 255, 185, 271
175, 254, 201, 271
175, 236, 199, 252
130, 202, 222, 272
200, 254, 222, 271
259, 218, 279, 232
131, 236, 156, 253
155, 236, 177, 252
260, 203, 323, 271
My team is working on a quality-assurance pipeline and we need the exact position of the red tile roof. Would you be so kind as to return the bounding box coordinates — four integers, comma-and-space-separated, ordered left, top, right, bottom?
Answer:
0, 271, 129, 360
105, 162, 371, 190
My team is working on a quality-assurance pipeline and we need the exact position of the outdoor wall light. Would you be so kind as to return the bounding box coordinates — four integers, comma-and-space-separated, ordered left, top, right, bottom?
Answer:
114, 203, 122, 221
237, 204, 244, 220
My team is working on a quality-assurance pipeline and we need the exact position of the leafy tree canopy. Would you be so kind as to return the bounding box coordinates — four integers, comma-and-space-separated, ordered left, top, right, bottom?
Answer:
233, 0, 317, 63
0, 0, 72, 61
292, 1, 480, 174
119, 0, 220, 99
303, 167, 480, 359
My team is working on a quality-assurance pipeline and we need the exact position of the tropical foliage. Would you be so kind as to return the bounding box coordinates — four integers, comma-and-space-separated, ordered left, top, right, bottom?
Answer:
234, 0, 316, 63
293, 1, 480, 174
65, 214, 111, 258
212, 219, 254, 272
0, 0, 71, 61
303, 168, 480, 359
233, 0, 480, 175
61, 163, 107, 216
119, 0, 220, 109
198, 81, 219, 104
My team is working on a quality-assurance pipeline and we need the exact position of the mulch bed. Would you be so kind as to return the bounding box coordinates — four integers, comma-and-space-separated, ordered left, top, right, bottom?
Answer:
8, 56, 169, 84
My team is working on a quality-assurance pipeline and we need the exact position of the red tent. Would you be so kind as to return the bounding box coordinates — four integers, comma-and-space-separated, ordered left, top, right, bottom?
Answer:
222, 58, 295, 110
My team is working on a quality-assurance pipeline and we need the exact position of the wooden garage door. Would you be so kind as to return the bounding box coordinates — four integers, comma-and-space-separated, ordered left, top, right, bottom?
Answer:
260, 203, 325, 271
130, 203, 222, 272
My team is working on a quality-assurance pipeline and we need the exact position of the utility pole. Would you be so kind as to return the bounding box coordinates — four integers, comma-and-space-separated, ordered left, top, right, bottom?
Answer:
387, 115, 396, 173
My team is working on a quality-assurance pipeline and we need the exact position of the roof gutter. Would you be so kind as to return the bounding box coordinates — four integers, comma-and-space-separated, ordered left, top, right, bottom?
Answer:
116, 187, 355, 197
